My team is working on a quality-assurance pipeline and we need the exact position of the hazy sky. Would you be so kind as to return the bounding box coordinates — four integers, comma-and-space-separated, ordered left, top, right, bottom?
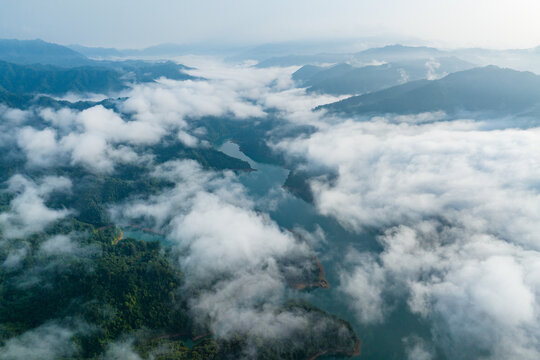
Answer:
1, 0, 540, 49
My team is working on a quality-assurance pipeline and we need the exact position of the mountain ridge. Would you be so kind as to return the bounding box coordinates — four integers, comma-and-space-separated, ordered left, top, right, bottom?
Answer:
319, 65, 540, 115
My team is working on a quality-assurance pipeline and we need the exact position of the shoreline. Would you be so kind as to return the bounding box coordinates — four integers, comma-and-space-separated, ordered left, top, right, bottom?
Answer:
290, 254, 330, 290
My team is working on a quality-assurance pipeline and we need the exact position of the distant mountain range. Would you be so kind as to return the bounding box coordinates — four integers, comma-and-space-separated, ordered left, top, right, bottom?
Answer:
0, 39, 195, 107
256, 45, 447, 68
70, 39, 376, 61
0, 39, 201, 63
293, 57, 474, 95
0, 39, 193, 75
3, 39, 540, 119
0, 39, 92, 67
255, 44, 540, 75
319, 66, 540, 115
69, 42, 245, 59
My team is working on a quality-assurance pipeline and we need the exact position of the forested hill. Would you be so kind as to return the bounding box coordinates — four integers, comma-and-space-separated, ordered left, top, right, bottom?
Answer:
320, 66, 540, 115
0, 39, 195, 101
0, 59, 194, 96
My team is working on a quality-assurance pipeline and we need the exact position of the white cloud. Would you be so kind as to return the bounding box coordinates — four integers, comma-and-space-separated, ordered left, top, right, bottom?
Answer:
39, 234, 83, 255
0, 106, 32, 146
102, 340, 142, 360
375, 223, 540, 359
177, 130, 199, 147
0, 322, 81, 360
0, 175, 72, 239
39, 107, 78, 131
339, 251, 386, 324
425, 58, 447, 80
17, 127, 62, 167
120, 77, 266, 124
21, 105, 161, 172
174, 59, 343, 126
403, 336, 434, 360
276, 116, 540, 358
0, 106, 31, 124
77, 105, 165, 145
392, 111, 447, 124
277, 119, 540, 247
1, 247, 28, 270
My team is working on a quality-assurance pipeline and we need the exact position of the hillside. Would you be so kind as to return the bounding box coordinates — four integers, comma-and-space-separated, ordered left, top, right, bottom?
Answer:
320, 66, 540, 115
0, 39, 91, 67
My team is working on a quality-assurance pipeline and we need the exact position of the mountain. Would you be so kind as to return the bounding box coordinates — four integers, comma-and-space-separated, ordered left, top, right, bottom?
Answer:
0, 85, 31, 108
0, 39, 92, 67
0, 39, 196, 100
0, 39, 194, 82
70, 42, 244, 59
0, 60, 124, 95
353, 44, 444, 62
0, 59, 195, 97
293, 57, 474, 95
231, 39, 370, 63
127, 43, 197, 57
320, 66, 540, 115
68, 44, 125, 58
256, 45, 448, 68
255, 53, 351, 68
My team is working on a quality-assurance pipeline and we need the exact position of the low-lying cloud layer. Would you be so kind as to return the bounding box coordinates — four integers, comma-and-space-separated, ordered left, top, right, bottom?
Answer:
0, 175, 72, 239
276, 116, 540, 358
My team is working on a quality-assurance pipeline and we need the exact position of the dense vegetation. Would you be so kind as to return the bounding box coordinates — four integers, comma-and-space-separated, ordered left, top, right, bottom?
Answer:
0, 223, 189, 356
